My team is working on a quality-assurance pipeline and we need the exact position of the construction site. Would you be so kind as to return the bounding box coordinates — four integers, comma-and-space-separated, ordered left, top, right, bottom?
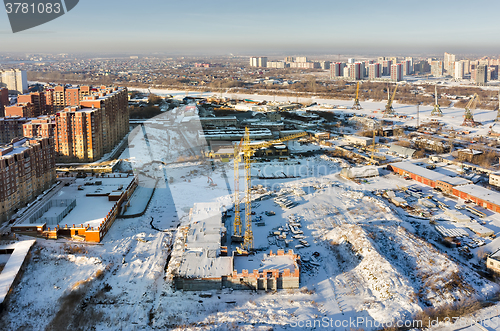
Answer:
4, 84, 500, 330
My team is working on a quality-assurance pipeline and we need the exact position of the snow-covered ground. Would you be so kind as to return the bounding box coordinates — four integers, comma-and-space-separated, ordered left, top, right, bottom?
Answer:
2, 151, 500, 330
2, 92, 500, 329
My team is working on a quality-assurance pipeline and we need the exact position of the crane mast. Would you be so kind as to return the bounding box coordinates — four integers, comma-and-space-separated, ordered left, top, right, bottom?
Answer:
233, 128, 307, 251
431, 84, 443, 116
496, 89, 500, 122
352, 82, 362, 110
462, 93, 479, 127
383, 84, 398, 116
232, 141, 243, 241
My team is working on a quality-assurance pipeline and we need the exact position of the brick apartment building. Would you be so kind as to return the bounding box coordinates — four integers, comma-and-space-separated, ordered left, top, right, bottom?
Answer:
18, 92, 47, 116
55, 106, 103, 162
0, 117, 28, 144
78, 86, 129, 155
22, 116, 55, 140
5, 103, 35, 118
0, 87, 8, 117
19, 85, 128, 162
0, 137, 56, 222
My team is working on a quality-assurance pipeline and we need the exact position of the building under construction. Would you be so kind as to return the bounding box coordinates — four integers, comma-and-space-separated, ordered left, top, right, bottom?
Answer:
168, 202, 300, 291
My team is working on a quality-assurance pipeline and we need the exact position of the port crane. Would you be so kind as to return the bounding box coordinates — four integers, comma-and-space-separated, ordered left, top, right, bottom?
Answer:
496, 89, 500, 122
431, 84, 443, 116
383, 84, 398, 117
352, 82, 362, 110
462, 93, 480, 127
232, 128, 307, 250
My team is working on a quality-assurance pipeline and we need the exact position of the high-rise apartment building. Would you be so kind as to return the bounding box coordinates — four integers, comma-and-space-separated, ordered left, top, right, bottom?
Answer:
403, 60, 412, 75
330, 62, 346, 78
476, 65, 487, 86
0, 69, 27, 94
55, 106, 103, 162
382, 60, 392, 76
0, 88, 8, 117
391, 64, 403, 82
23, 116, 56, 140
295, 57, 307, 63
0, 137, 56, 222
249, 57, 268, 68
79, 86, 128, 155
431, 61, 444, 77
444, 52, 456, 74
368, 63, 381, 79
454, 61, 465, 80
347, 63, 362, 80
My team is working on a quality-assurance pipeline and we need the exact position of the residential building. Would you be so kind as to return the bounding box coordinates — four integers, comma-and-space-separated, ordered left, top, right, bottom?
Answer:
5, 103, 35, 118
288, 62, 320, 69
431, 61, 444, 77
319, 61, 331, 70
23, 116, 56, 139
17, 92, 47, 117
368, 63, 381, 79
403, 60, 412, 75
382, 60, 392, 76
79, 86, 129, 155
55, 106, 103, 162
249, 57, 267, 68
0, 137, 56, 222
295, 57, 307, 63
330, 62, 346, 78
454, 61, 465, 79
476, 65, 487, 86
267, 61, 287, 69
0, 87, 8, 117
391, 63, 403, 82
346, 63, 362, 80
444, 52, 456, 74
0, 117, 27, 144
0, 69, 27, 94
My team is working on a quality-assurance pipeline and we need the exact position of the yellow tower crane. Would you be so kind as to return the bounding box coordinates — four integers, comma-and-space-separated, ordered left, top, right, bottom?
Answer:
462, 93, 480, 127
232, 128, 307, 250
352, 82, 362, 110
383, 84, 398, 117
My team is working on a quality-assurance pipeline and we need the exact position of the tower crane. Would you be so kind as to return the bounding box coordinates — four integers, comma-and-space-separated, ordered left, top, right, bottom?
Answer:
496, 89, 500, 122
431, 84, 443, 117
383, 84, 398, 117
232, 128, 307, 250
462, 93, 480, 127
352, 82, 362, 110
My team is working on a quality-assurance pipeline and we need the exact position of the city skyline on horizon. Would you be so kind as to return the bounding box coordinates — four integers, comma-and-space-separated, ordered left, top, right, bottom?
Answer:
1, 0, 500, 55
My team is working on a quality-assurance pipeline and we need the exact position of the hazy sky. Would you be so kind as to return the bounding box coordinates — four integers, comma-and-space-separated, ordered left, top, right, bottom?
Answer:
1, 0, 500, 55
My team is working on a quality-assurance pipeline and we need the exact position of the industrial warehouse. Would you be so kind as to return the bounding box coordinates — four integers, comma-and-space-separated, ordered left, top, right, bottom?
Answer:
389, 161, 500, 213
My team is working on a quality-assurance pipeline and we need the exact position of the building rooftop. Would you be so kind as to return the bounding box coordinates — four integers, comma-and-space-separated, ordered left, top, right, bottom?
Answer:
176, 202, 232, 278
456, 184, 500, 206
0, 240, 36, 306
234, 254, 297, 273
391, 161, 472, 186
